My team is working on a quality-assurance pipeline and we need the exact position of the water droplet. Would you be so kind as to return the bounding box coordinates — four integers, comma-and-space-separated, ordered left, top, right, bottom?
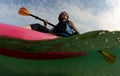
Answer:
106, 38, 108, 43
75, 37, 79, 40
85, 42, 88, 45
99, 31, 106, 35
112, 32, 115, 34
91, 46, 94, 48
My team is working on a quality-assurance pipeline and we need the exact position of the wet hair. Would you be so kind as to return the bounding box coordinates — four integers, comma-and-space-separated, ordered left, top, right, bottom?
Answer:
58, 11, 69, 22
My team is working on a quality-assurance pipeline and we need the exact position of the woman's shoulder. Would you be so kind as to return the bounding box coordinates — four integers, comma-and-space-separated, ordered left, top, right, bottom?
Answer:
67, 20, 73, 25
67, 20, 71, 22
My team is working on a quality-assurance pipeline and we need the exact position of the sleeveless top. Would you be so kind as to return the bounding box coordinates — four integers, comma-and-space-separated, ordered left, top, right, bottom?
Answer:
54, 20, 74, 37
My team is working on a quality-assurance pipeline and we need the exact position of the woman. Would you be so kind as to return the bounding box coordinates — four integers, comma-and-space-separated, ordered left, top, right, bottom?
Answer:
49, 11, 80, 37
22, 11, 80, 37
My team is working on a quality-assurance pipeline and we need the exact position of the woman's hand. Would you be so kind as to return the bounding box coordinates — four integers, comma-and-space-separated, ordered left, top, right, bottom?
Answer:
44, 20, 48, 28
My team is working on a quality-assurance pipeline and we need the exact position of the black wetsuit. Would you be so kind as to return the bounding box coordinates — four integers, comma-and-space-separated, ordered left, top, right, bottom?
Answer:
30, 23, 49, 33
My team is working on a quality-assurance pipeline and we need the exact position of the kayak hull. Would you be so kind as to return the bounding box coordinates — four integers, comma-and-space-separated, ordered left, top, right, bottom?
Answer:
0, 48, 87, 60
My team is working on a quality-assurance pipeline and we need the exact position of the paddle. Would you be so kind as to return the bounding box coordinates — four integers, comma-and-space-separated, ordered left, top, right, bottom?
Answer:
18, 7, 71, 36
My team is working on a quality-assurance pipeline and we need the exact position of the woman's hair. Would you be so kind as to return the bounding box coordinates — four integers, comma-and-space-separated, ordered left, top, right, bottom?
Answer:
58, 11, 69, 22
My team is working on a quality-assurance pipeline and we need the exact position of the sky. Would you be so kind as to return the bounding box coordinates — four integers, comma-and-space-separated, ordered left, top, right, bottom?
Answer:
0, 0, 120, 33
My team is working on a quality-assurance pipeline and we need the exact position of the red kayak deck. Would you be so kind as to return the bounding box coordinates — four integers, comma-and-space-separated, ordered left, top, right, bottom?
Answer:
0, 23, 59, 40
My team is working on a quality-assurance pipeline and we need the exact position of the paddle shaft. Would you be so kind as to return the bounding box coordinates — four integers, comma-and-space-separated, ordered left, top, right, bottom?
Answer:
30, 14, 71, 36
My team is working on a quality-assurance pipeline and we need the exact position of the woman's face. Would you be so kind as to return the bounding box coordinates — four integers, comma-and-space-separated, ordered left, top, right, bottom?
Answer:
60, 12, 68, 21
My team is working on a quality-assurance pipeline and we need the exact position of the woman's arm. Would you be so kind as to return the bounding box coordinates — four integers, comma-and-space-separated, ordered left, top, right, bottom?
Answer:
69, 21, 80, 34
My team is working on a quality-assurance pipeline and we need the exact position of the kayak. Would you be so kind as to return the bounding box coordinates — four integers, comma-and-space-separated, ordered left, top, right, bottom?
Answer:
0, 23, 87, 60
0, 23, 120, 76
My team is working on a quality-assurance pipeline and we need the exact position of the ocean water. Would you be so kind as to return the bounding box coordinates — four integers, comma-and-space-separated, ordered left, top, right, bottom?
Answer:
0, 30, 120, 76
